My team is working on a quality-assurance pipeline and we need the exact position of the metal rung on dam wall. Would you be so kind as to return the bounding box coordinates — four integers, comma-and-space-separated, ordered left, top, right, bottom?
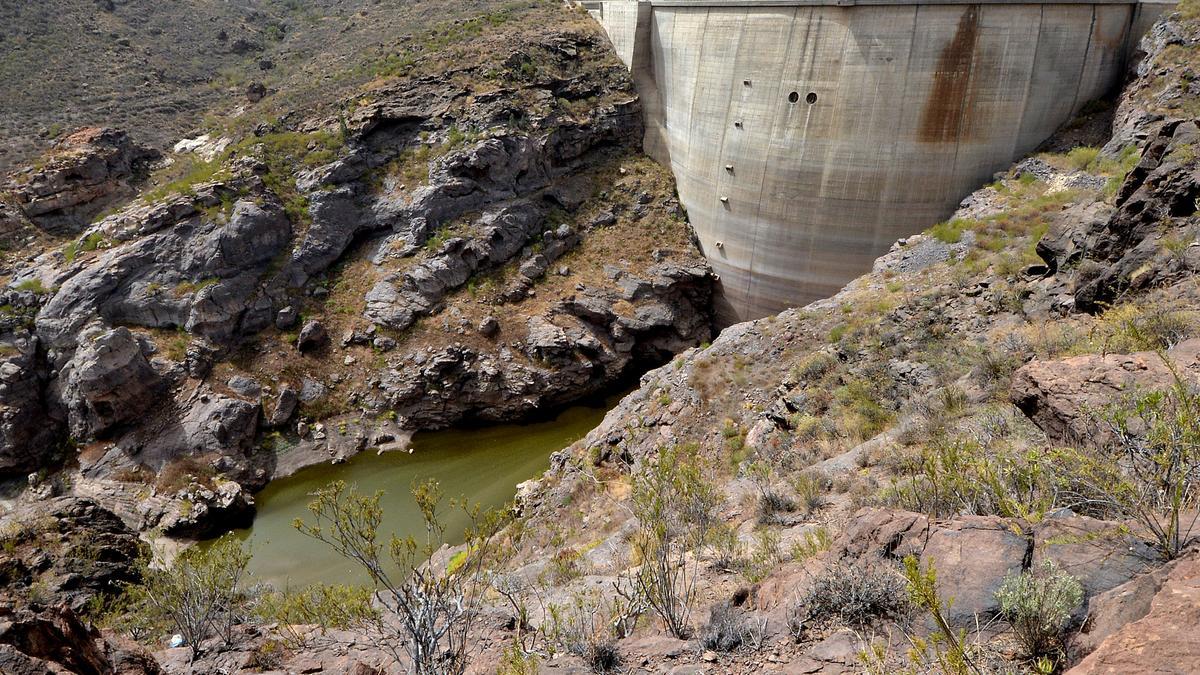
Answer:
584, 0, 1175, 323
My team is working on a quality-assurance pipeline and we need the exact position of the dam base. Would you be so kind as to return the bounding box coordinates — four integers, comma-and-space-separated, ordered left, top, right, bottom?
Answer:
585, 0, 1174, 323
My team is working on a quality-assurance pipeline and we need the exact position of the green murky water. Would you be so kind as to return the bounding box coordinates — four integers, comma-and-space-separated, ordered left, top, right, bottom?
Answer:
232, 396, 618, 589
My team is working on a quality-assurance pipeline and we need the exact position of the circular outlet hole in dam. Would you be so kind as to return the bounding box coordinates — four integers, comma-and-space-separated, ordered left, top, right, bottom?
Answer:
806, 92, 818, 104
788, 91, 799, 103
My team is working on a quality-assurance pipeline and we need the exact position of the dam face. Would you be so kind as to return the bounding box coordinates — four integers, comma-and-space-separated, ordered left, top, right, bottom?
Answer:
587, 0, 1172, 323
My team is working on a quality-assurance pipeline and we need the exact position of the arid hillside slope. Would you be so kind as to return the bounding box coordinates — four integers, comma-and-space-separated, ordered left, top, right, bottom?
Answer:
0, 0, 538, 171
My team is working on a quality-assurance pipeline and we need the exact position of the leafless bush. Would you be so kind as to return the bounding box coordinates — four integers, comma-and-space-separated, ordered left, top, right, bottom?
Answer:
617, 445, 720, 639
700, 603, 767, 652
788, 561, 910, 638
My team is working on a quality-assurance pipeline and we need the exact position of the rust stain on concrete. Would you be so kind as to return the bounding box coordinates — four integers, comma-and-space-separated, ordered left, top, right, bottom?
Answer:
920, 6, 980, 143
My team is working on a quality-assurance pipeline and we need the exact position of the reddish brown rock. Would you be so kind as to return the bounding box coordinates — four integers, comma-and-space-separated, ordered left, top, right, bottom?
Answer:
1032, 513, 1158, 604
836, 508, 1028, 627
1068, 551, 1200, 674
1010, 339, 1200, 446
837, 509, 1156, 630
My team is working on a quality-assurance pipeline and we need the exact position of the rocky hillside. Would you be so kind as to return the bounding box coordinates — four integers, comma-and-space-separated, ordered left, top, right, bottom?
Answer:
0, 0, 551, 172
0, 0, 712, 544
457, 6, 1200, 674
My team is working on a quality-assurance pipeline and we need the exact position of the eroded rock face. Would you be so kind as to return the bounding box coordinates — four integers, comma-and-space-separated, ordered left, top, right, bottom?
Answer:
0, 23, 704, 554
282, 70, 640, 291
156, 480, 255, 539
1, 128, 159, 236
0, 497, 146, 613
140, 391, 260, 467
1010, 339, 1200, 446
1068, 550, 1200, 674
365, 202, 546, 330
1036, 121, 1200, 313
56, 326, 165, 440
836, 508, 1155, 629
0, 330, 60, 476
0, 605, 115, 675
0, 604, 161, 675
37, 191, 291, 349
376, 258, 712, 428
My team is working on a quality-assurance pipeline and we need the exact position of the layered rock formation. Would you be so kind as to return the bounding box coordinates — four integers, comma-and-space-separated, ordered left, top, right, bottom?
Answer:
0, 127, 158, 240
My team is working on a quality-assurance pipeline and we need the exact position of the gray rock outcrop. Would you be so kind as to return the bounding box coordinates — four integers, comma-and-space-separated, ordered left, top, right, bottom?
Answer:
36, 190, 290, 349
56, 326, 164, 440
0, 330, 60, 475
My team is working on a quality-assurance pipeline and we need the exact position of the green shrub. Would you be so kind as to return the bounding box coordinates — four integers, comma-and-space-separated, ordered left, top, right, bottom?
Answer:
928, 218, 974, 244
617, 444, 721, 639
543, 591, 625, 672
1087, 303, 1196, 353
789, 351, 836, 381
790, 473, 825, 515
173, 277, 219, 297
295, 480, 506, 675
902, 556, 976, 675
14, 278, 48, 294
122, 535, 254, 660
789, 526, 833, 561
739, 529, 781, 583
995, 560, 1083, 660
497, 639, 541, 675
834, 379, 894, 440
142, 156, 229, 204
1066, 371, 1200, 559
1065, 146, 1100, 171
256, 584, 377, 646
884, 439, 1058, 520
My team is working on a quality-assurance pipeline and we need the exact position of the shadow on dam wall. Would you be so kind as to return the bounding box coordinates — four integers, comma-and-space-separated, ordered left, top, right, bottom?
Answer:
586, 0, 1174, 325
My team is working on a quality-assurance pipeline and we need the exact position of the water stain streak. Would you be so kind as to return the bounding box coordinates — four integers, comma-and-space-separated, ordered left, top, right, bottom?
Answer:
920, 6, 980, 143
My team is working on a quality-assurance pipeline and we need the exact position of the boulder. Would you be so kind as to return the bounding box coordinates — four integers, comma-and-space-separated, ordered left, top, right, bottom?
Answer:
0, 604, 158, 675
1034, 201, 1113, 276
1068, 551, 1200, 674
1032, 513, 1158, 608
267, 385, 299, 427
275, 305, 299, 330
836, 509, 1028, 627
837, 508, 1161, 632
285, 187, 361, 285
297, 320, 327, 352
226, 375, 261, 398
114, 389, 260, 480
57, 327, 164, 439
1011, 339, 1200, 446
364, 202, 544, 331
478, 316, 500, 338
0, 331, 62, 476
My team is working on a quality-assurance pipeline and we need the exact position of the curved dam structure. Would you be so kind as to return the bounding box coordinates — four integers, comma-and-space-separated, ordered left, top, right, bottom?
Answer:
586, 0, 1172, 322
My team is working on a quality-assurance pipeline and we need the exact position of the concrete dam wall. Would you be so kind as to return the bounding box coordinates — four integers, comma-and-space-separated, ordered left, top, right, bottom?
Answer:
586, 0, 1173, 322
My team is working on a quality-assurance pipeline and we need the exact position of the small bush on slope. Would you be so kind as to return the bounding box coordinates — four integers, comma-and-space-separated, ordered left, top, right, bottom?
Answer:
995, 560, 1083, 660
